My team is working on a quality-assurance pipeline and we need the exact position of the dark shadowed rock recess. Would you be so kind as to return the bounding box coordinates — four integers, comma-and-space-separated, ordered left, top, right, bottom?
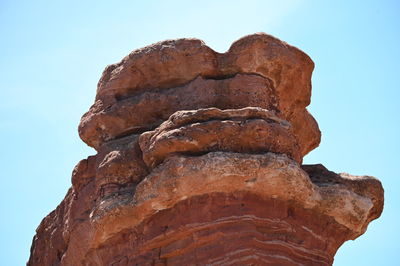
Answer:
29, 33, 383, 266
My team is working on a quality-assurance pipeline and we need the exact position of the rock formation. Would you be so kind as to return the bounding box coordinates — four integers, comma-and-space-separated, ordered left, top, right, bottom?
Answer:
28, 33, 384, 265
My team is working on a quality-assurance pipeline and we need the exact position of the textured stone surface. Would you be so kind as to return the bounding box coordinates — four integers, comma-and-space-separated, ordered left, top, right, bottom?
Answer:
29, 33, 383, 265
139, 107, 301, 167
79, 33, 320, 157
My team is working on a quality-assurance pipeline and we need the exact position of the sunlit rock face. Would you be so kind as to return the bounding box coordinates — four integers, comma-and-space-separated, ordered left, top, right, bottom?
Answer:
28, 33, 383, 266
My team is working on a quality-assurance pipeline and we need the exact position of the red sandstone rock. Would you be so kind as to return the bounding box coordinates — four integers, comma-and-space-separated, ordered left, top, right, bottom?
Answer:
80, 74, 279, 149
79, 33, 320, 157
139, 107, 302, 167
29, 34, 383, 266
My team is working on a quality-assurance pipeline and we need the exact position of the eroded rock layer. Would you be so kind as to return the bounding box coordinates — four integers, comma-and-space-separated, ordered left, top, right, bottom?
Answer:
29, 33, 383, 266
78, 34, 320, 156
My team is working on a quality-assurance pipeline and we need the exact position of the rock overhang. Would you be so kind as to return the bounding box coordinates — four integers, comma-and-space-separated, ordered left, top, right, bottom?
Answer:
79, 33, 320, 158
91, 152, 381, 239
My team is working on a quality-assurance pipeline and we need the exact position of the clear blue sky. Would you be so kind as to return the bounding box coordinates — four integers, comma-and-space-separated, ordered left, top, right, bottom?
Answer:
1, 1, 399, 265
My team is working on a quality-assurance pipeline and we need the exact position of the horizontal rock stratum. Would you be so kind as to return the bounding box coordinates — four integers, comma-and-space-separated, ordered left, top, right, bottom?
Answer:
29, 33, 384, 265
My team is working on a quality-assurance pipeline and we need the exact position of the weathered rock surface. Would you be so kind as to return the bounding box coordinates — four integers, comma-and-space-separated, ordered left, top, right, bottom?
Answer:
79, 33, 320, 157
139, 107, 302, 168
29, 33, 383, 266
